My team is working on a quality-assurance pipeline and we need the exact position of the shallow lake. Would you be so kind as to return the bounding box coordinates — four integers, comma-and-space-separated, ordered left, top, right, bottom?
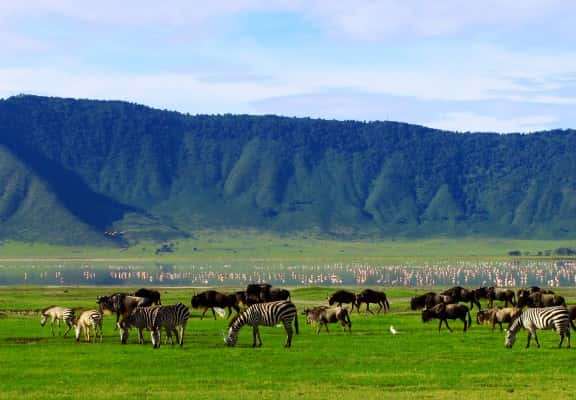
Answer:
1, 259, 575, 288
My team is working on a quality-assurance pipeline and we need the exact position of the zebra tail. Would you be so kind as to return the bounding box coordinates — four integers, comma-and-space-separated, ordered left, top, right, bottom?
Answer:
294, 313, 299, 335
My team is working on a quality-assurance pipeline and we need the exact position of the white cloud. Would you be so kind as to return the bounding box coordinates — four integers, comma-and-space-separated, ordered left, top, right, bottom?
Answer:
303, 0, 572, 39
425, 112, 558, 133
1, 0, 572, 38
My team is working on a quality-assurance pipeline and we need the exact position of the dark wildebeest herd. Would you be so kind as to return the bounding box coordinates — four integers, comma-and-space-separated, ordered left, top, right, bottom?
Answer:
37, 283, 576, 349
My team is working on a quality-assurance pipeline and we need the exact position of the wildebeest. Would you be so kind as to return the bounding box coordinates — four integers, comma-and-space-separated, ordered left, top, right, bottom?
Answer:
328, 290, 356, 309
40, 306, 75, 337
246, 283, 272, 305
410, 292, 455, 311
97, 293, 154, 325
567, 305, 576, 331
134, 288, 162, 305
529, 286, 555, 295
355, 289, 390, 313
441, 286, 481, 310
234, 291, 248, 308
421, 303, 472, 332
516, 289, 531, 307
487, 287, 516, 308
477, 307, 521, 331
304, 306, 352, 334
75, 309, 103, 343
269, 287, 291, 302
475, 286, 491, 303
191, 290, 240, 319
518, 292, 566, 308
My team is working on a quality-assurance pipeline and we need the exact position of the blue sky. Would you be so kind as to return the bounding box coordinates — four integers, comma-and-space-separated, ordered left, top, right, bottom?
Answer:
2, 0, 576, 133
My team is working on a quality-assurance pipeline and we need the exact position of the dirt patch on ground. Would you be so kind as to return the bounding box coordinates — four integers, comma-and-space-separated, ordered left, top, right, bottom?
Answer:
0, 310, 40, 316
2, 337, 48, 344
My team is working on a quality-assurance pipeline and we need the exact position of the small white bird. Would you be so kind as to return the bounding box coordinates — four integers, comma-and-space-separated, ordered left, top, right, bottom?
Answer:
389, 325, 398, 335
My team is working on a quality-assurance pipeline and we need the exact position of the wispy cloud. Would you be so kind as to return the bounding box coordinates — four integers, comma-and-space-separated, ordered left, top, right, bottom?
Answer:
425, 112, 558, 133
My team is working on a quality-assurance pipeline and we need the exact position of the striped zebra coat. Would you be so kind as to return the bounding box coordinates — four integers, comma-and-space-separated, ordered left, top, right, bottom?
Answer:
75, 309, 103, 343
40, 306, 75, 337
118, 306, 160, 345
225, 300, 299, 348
151, 303, 190, 348
505, 306, 570, 349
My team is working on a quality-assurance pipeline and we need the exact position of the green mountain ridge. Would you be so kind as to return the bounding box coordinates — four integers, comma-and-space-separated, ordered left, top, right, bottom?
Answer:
0, 94, 575, 245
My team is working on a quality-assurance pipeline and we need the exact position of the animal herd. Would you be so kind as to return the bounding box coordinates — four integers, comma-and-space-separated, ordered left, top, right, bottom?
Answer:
37, 284, 576, 350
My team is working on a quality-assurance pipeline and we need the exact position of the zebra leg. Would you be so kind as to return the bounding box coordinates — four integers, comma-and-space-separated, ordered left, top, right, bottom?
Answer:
57, 319, 62, 335
172, 328, 179, 345
179, 326, 185, 346
284, 321, 293, 348
138, 328, 144, 344
63, 321, 73, 337
252, 326, 259, 347
50, 319, 55, 336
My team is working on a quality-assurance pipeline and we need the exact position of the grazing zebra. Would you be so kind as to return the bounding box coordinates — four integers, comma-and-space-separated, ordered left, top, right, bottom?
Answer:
225, 300, 299, 348
40, 306, 75, 337
118, 306, 160, 345
75, 309, 103, 343
505, 306, 570, 349
151, 303, 190, 348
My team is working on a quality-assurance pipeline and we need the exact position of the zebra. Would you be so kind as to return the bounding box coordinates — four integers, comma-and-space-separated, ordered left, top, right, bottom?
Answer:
505, 306, 570, 349
75, 309, 103, 343
151, 303, 190, 348
224, 300, 299, 348
118, 306, 160, 345
40, 306, 75, 337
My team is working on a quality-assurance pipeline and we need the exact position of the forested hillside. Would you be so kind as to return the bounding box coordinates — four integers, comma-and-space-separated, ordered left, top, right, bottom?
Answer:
0, 95, 575, 245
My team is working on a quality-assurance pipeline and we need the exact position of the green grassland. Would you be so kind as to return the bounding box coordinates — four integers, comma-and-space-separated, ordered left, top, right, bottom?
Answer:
1, 232, 575, 261
2, 287, 576, 399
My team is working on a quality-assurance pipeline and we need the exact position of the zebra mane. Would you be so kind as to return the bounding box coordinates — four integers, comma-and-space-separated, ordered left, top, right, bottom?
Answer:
228, 314, 240, 328
40, 305, 57, 314
508, 313, 524, 332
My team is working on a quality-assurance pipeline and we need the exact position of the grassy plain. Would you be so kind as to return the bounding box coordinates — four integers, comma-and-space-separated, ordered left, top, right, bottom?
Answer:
2, 287, 576, 399
1, 232, 575, 261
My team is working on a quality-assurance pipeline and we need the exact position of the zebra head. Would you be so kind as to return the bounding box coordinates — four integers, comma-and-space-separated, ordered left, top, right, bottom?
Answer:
224, 327, 238, 347
504, 329, 516, 348
40, 314, 48, 326
74, 324, 82, 342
